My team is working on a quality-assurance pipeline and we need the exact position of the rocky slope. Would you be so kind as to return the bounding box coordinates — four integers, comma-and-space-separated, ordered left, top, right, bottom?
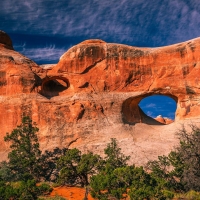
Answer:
1, 30, 200, 165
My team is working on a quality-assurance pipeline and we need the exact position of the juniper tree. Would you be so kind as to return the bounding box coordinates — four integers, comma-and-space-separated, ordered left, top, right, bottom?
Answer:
4, 116, 41, 181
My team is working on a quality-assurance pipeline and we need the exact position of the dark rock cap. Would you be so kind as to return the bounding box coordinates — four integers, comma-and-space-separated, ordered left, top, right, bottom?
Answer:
0, 30, 13, 50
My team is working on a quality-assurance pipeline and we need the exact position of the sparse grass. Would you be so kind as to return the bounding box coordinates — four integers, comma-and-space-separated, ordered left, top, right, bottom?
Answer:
39, 194, 66, 200
174, 190, 200, 200
51, 182, 62, 188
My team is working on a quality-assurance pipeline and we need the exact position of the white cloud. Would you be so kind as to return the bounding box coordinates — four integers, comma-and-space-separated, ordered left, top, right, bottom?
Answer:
14, 43, 68, 63
147, 111, 153, 117
9, 0, 198, 63
144, 103, 156, 108
1, 0, 200, 48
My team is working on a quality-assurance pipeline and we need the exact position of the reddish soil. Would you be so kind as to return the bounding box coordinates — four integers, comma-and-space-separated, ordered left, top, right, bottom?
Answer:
50, 186, 94, 200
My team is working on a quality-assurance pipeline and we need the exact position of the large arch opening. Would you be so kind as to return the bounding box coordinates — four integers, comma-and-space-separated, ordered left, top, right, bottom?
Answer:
139, 95, 177, 124
41, 77, 69, 98
122, 94, 177, 125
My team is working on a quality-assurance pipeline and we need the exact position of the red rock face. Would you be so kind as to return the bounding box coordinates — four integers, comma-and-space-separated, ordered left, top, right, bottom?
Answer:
48, 37, 200, 121
0, 30, 200, 164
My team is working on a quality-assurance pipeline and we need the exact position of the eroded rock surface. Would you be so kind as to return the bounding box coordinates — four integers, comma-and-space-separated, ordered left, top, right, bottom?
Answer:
1, 31, 200, 165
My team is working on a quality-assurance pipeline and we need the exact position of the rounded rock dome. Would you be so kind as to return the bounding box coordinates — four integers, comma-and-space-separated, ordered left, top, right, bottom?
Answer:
80, 39, 106, 45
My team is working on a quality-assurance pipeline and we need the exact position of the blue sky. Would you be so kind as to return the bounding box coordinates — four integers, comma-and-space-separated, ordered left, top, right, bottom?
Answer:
1, 0, 199, 119
139, 95, 177, 119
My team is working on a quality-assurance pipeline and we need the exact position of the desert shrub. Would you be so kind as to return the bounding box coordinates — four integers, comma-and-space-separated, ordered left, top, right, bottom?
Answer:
0, 180, 52, 200
147, 125, 200, 192
37, 182, 53, 196
90, 139, 173, 200
0, 180, 19, 200
57, 148, 102, 187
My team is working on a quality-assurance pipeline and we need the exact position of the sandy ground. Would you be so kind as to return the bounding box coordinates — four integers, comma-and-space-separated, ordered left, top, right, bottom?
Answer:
50, 186, 94, 200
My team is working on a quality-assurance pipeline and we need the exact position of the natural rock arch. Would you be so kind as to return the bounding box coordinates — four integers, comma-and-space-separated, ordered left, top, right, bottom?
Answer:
41, 76, 69, 98
122, 93, 178, 125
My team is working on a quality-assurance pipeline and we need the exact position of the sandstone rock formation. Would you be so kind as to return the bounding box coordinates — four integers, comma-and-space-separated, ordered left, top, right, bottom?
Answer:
1, 31, 200, 165
154, 115, 174, 124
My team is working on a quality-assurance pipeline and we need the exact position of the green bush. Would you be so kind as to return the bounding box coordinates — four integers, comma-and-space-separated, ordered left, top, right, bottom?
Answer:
0, 180, 19, 200
38, 182, 52, 196
0, 180, 52, 200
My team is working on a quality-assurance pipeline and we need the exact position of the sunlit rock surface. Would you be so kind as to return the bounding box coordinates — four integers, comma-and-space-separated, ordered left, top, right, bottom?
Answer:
1, 31, 200, 165
154, 115, 174, 124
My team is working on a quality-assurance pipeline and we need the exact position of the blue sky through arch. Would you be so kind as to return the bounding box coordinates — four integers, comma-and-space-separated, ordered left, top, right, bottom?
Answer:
139, 95, 177, 120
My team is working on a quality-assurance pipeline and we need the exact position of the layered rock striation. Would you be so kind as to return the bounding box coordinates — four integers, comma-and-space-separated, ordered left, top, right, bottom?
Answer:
1, 31, 200, 164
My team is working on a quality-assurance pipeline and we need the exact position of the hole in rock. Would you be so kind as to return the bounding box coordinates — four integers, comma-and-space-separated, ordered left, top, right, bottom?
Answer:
122, 94, 177, 125
139, 95, 177, 124
41, 77, 69, 98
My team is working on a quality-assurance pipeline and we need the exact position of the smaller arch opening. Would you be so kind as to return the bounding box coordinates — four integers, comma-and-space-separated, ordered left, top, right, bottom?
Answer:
41, 77, 69, 98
